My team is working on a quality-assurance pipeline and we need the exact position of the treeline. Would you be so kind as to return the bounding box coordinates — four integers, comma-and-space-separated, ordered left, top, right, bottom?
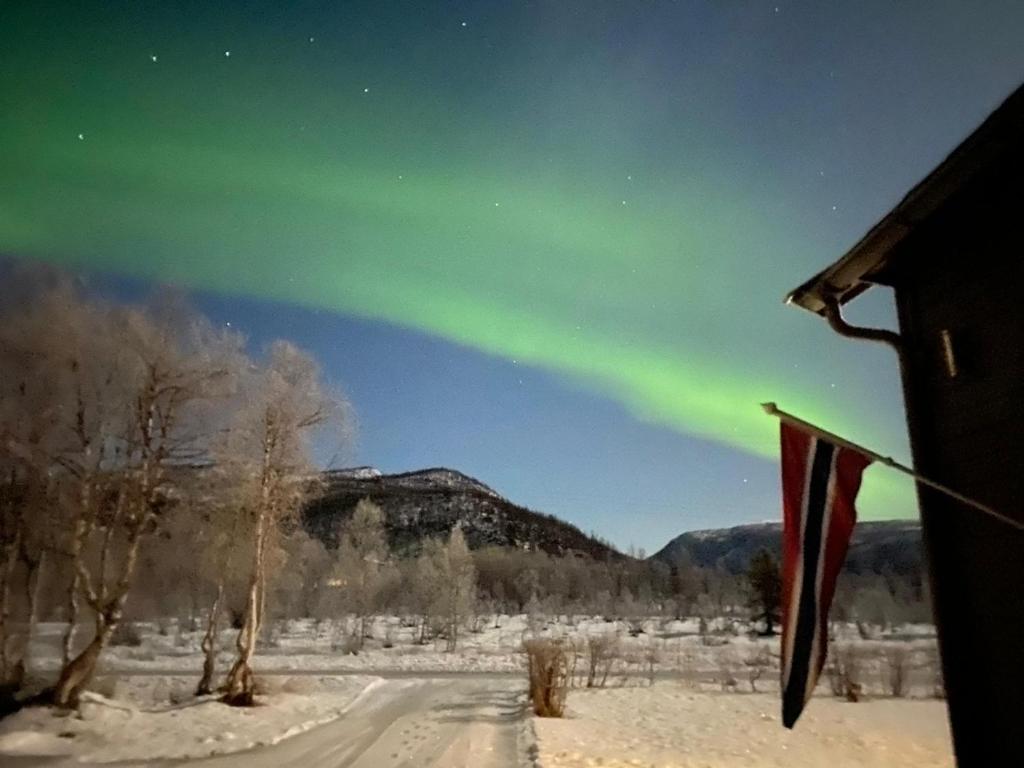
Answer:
0, 269, 348, 706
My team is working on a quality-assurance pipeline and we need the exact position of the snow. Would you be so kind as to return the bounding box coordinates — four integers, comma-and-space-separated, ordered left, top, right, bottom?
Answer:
6, 615, 947, 763
328, 466, 382, 479
0, 675, 382, 762
534, 683, 954, 767
26, 615, 939, 689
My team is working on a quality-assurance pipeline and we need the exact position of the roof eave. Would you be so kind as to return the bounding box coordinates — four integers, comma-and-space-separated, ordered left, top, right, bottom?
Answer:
785, 81, 1024, 316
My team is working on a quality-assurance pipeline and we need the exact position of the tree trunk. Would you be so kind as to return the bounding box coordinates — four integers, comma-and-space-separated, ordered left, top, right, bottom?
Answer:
53, 617, 113, 708
0, 531, 22, 681
223, 427, 274, 707
196, 582, 223, 696
8, 549, 44, 681
223, 553, 265, 706
61, 570, 80, 667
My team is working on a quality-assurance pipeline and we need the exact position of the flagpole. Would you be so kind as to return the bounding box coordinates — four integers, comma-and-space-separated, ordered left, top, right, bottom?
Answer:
761, 402, 1024, 533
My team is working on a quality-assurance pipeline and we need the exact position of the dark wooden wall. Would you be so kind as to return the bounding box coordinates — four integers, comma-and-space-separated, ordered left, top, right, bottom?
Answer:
884, 147, 1023, 765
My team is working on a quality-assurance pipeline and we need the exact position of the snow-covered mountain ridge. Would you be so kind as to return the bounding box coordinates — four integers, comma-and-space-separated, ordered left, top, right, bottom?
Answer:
304, 467, 618, 559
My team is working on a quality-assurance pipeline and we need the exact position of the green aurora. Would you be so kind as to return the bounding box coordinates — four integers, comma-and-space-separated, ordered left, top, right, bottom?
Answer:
2, 2, 967, 519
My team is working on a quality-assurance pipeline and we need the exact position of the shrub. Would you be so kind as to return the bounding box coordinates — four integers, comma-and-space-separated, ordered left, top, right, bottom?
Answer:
827, 644, 862, 702
333, 634, 361, 655
524, 638, 573, 717
110, 622, 143, 647
585, 634, 619, 688
883, 645, 910, 698
743, 647, 772, 693
644, 642, 661, 686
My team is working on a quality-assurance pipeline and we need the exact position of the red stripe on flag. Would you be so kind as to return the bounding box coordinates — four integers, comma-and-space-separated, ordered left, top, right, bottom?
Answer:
778, 421, 872, 728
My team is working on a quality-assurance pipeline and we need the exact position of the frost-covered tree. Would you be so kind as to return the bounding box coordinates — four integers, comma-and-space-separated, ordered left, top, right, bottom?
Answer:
429, 526, 477, 652
51, 295, 242, 707
221, 342, 341, 705
331, 499, 393, 649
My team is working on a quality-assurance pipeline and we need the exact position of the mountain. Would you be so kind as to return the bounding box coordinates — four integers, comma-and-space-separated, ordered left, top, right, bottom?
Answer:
302, 467, 621, 560
651, 520, 923, 576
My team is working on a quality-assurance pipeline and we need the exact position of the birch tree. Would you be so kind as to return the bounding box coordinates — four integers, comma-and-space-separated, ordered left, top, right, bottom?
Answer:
413, 526, 477, 652
221, 341, 341, 705
331, 499, 392, 649
50, 296, 241, 707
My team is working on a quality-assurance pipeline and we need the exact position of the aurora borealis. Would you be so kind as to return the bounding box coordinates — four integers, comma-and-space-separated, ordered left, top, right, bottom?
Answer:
3, 1, 1024, 549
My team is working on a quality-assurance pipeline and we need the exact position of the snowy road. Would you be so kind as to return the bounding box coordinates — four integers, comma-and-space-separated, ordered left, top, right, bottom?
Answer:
7, 678, 526, 768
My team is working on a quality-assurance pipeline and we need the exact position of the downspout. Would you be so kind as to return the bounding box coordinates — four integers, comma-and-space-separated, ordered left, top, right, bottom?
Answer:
819, 294, 905, 365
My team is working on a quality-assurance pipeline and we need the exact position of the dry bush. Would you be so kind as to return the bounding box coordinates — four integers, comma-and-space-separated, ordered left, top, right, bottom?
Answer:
743, 647, 772, 692
717, 651, 739, 692
332, 633, 361, 655
827, 644, 863, 702
110, 622, 143, 647
917, 647, 945, 699
883, 645, 910, 697
644, 642, 661, 686
585, 634, 620, 688
524, 638, 573, 717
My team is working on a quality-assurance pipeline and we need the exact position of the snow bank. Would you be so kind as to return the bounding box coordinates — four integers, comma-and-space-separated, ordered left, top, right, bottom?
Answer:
534, 683, 954, 767
0, 674, 382, 762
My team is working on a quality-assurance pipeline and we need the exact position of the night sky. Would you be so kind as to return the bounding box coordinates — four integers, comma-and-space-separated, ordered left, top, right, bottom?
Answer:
3, 2, 1023, 552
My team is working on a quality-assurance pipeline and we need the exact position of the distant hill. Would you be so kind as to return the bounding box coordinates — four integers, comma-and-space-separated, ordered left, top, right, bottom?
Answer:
650, 520, 923, 576
302, 467, 621, 560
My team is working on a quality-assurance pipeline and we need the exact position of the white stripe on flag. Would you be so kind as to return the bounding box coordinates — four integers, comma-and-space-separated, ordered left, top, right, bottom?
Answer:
805, 448, 839, 703
782, 436, 818, 691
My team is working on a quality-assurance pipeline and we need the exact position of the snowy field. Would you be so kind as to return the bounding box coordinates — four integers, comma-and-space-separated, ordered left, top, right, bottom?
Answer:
25, 615, 940, 689
534, 684, 954, 768
0, 615, 948, 764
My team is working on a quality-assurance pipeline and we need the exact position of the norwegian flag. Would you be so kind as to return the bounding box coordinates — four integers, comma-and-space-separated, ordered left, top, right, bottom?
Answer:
779, 421, 873, 728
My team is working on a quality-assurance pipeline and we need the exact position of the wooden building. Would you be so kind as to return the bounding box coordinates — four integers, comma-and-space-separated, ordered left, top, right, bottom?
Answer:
786, 83, 1023, 765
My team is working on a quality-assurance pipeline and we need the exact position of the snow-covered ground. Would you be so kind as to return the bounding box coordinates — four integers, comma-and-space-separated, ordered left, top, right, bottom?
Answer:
0, 674, 381, 762
0, 615, 945, 764
534, 684, 954, 768
26, 615, 940, 694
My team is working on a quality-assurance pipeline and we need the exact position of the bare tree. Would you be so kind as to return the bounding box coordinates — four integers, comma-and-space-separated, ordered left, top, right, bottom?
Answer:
51, 296, 241, 707
221, 342, 341, 706
330, 499, 392, 650
435, 527, 476, 652
0, 276, 82, 688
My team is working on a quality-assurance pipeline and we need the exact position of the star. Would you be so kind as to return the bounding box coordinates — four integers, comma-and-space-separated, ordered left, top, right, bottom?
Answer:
461, 21, 467, 27
831, 205, 838, 211
626, 174, 632, 181
77, 133, 84, 140
621, 200, 627, 205
224, 50, 231, 57
309, 37, 315, 43
150, 54, 158, 63
397, 174, 403, 180
742, 478, 749, 484
363, 87, 370, 93
494, 202, 500, 207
